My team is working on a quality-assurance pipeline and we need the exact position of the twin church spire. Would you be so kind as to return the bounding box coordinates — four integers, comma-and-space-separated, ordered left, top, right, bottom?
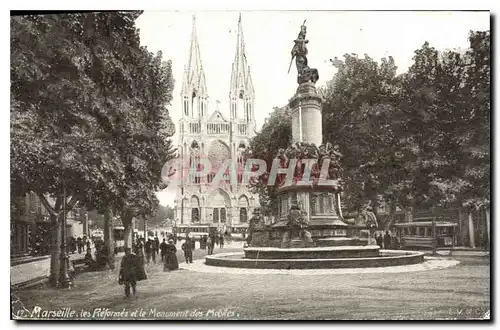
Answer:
181, 15, 208, 118
181, 13, 255, 123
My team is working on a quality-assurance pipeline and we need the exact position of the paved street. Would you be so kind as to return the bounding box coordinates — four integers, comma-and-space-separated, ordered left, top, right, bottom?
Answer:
12, 246, 490, 320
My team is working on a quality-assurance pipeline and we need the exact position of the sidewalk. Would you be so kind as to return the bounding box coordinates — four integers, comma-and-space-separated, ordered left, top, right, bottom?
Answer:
10, 252, 87, 287
435, 249, 490, 257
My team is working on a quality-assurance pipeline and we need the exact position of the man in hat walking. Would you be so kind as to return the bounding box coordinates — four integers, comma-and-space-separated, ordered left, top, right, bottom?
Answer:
119, 248, 147, 298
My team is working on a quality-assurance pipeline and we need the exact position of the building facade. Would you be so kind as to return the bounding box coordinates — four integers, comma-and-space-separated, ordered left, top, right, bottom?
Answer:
11, 192, 89, 257
174, 14, 259, 233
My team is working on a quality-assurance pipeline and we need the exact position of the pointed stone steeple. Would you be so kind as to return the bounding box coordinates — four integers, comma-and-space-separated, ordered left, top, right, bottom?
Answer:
181, 14, 208, 118
229, 13, 255, 126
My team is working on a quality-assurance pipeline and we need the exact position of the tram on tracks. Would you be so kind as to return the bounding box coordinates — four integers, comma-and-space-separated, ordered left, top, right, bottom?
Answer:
393, 218, 458, 250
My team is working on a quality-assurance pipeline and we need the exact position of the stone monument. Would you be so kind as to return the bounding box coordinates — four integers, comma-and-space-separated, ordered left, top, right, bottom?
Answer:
254, 20, 352, 248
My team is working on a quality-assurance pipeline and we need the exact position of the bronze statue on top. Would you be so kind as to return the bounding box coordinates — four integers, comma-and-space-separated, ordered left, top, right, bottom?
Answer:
288, 20, 319, 85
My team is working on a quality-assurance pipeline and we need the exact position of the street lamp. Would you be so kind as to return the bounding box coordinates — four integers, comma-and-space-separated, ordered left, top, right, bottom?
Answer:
59, 166, 72, 288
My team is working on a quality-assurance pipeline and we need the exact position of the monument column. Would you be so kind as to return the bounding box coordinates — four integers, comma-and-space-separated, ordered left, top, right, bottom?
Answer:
289, 82, 323, 147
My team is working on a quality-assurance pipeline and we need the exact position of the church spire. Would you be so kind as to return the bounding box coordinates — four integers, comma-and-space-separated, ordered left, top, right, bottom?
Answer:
230, 13, 250, 94
182, 14, 208, 119
229, 14, 255, 124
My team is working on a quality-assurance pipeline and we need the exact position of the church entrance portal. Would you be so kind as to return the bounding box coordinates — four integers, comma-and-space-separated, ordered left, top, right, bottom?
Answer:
210, 189, 230, 224
213, 208, 227, 223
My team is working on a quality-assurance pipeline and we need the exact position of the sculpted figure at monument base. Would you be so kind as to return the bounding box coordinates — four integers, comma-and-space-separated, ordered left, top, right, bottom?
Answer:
280, 203, 315, 248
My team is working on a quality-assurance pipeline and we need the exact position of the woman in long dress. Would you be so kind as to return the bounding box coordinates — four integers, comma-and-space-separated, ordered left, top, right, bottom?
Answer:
164, 239, 179, 271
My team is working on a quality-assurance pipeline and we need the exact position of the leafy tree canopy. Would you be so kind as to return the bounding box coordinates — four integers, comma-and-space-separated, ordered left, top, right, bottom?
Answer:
11, 12, 176, 222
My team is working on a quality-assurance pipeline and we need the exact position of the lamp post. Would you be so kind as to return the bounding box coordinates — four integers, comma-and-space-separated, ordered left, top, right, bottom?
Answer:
59, 167, 72, 288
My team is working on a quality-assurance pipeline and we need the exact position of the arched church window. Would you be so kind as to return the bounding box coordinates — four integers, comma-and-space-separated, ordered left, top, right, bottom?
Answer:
183, 97, 189, 116
220, 208, 226, 223
237, 91, 245, 118
240, 208, 248, 223
191, 208, 200, 222
191, 90, 198, 117
190, 196, 200, 223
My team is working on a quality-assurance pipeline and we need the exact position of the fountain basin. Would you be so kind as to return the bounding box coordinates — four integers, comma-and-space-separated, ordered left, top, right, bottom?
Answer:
244, 245, 380, 259
205, 250, 424, 269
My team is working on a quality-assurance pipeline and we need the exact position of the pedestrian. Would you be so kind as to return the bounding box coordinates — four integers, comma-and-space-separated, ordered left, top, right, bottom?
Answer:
160, 238, 168, 262
219, 234, 225, 249
85, 243, 94, 269
154, 236, 160, 261
118, 247, 147, 298
181, 236, 193, 264
215, 235, 219, 247
76, 237, 83, 254
164, 239, 179, 271
207, 236, 213, 255
145, 238, 154, 264
376, 233, 383, 248
136, 239, 145, 265
384, 231, 392, 249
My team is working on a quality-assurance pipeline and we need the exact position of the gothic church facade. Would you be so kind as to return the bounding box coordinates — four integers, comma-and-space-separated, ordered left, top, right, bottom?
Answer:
174, 14, 259, 233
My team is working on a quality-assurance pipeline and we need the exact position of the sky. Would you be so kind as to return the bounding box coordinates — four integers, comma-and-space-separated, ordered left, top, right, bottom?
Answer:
135, 11, 490, 207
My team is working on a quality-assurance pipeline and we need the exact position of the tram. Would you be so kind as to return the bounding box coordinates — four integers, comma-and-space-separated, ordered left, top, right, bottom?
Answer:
174, 224, 217, 241
393, 218, 458, 250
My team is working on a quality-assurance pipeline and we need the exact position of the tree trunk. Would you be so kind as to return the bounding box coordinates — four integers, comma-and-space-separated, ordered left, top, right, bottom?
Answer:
103, 210, 115, 269
49, 213, 61, 287
37, 193, 78, 287
468, 211, 476, 248
485, 207, 490, 250
458, 208, 465, 246
121, 213, 134, 250
124, 222, 133, 250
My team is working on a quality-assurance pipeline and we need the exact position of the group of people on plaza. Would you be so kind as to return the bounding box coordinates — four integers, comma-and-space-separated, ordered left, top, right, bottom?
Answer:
199, 233, 226, 255
65, 235, 91, 255
375, 231, 395, 249
118, 231, 229, 298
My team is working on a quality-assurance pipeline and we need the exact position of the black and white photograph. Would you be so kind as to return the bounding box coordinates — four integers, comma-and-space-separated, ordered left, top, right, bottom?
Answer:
10, 8, 490, 320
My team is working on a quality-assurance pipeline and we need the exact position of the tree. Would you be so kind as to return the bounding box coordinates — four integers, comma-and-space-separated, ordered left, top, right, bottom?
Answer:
396, 33, 489, 213
453, 31, 490, 211
145, 205, 175, 228
11, 12, 176, 285
246, 106, 292, 216
322, 53, 402, 220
